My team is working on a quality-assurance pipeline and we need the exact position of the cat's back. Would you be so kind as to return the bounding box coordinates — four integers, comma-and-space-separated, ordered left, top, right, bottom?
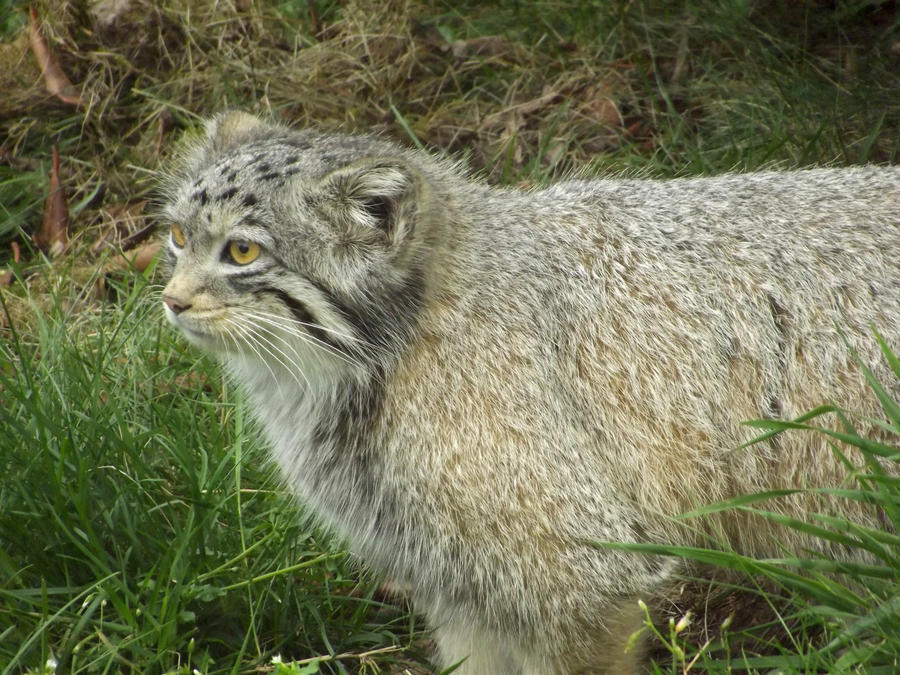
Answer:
514, 166, 900, 337
394, 164, 900, 525
539, 165, 899, 256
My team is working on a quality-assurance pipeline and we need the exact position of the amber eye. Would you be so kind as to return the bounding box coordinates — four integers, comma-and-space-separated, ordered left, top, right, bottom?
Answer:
171, 224, 186, 248
227, 240, 260, 265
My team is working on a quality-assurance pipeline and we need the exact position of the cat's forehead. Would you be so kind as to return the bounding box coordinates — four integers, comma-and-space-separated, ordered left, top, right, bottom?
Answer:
190, 140, 312, 199
165, 129, 401, 236
169, 141, 312, 231
178, 133, 385, 208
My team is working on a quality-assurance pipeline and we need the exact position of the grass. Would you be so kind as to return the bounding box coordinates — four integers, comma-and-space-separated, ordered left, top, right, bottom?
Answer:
614, 384, 900, 672
0, 261, 424, 673
1, 0, 899, 672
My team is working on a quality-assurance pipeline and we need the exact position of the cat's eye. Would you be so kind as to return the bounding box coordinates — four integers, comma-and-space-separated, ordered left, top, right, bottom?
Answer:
227, 240, 261, 265
170, 224, 186, 248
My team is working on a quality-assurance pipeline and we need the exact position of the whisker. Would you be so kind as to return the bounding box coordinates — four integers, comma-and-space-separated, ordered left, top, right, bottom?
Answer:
225, 318, 283, 394
244, 307, 354, 360
250, 307, 362, 341
231, 316, 311, 391
250, 306, 387, 356
245, 318, 317, 389
247, 311, 363, 370
249, 311, 388, 387
222, 317, 286, 393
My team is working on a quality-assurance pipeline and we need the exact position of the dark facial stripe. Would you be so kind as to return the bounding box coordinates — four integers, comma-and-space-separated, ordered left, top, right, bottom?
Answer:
310, 267, 426, 354
163, 247, 177, 269
263, 251, 378, 351
257, 286, 347, 354
225, 263, 274, 280
303, 277, 380, 348
255, 250, 425, 360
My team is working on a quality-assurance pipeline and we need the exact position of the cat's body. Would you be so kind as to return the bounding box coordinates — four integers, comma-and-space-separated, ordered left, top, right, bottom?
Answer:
160, 112, 900, 673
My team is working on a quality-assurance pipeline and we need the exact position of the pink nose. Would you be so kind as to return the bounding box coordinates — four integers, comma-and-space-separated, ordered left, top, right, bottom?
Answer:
162, 295, 192, 315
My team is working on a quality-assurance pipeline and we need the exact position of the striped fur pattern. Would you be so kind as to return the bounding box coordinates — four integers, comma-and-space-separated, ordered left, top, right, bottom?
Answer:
159, 112, 900, 673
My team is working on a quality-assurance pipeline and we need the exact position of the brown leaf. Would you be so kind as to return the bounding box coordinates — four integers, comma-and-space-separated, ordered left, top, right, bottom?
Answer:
35, 145, 69, 257
543, 136, 568, 169
500, 112, 524, 166
93, 275, 107, 301
483, 90, 562, 131
91, 200, 148, 253
580, 82, 622, 127
2, 243, 25, 288
307, 0, 322, 37
127, 242, 160, 272
118, 220, 155, 251
153, 108, 175, 157
105, 241, 160, 273
28, 6, 82, 106
514, 90, 562, 118
1, 244, 19, 286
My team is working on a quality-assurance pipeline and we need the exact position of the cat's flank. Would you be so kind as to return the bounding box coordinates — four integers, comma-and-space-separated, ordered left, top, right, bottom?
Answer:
160, 111, 900, 674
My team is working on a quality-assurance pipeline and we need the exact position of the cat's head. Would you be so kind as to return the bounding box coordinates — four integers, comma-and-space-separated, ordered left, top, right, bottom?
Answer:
158, 112, 432, 376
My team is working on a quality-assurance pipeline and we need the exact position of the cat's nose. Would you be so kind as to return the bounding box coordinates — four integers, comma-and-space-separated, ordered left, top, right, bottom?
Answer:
163, 295, 192, 315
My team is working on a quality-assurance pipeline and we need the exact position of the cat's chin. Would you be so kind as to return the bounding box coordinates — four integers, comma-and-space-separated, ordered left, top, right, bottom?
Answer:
176, 324, 226, 352
165, 310, 224, 352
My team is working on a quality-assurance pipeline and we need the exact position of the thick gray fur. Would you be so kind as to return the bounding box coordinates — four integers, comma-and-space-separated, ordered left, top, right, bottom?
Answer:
160, 112, 900, 673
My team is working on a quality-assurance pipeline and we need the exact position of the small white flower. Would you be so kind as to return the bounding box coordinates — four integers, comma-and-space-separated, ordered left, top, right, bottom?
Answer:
721, 613, 734, 630
675, 611, 692, 634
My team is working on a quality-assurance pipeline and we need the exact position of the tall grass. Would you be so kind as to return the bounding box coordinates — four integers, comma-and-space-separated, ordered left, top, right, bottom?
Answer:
0, 262, 422, 673
605, 335, 900, 673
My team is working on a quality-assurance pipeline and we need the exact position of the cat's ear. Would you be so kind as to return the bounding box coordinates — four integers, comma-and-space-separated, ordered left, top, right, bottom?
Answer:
319, 158, 420, 242
206, 111, 270, 152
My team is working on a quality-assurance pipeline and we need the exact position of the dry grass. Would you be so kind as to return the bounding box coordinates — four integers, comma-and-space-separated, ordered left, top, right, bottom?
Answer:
2, 0, 898, 335
3, 0, 899, 257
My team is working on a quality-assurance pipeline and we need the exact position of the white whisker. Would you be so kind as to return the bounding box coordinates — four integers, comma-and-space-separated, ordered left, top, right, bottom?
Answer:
222, 317, 285, 392
247, 319, 317, 389
250, 306, 388, 357
230, 316, 311, 391
246, 310, 363, 370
